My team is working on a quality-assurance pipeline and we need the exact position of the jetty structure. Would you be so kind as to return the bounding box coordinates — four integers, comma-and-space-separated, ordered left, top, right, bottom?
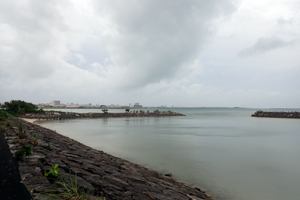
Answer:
251, 111, 300, 119
22, 110, 185, 120
1, 111, 214, 200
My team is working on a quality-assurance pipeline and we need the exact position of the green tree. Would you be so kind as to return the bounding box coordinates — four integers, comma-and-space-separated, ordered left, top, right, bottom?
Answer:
102, 109, 108, 114
3, 100, 38, 114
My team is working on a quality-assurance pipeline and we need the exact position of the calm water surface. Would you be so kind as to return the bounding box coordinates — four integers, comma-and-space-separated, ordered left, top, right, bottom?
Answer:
38, 108, 300, 200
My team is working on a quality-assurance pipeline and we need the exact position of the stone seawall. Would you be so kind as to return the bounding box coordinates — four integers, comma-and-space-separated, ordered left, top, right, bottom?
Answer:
3, 116, 213, 200
251, 111, 300, 119
22, 111, 185, 121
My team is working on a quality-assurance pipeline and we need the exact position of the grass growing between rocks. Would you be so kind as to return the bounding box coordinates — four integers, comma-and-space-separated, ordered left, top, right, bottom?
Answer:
6, 120, 13, 127
45, 173, 106, 200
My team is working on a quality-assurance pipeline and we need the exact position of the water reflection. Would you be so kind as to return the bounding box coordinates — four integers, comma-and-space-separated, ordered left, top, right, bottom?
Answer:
37, 108, 300, 200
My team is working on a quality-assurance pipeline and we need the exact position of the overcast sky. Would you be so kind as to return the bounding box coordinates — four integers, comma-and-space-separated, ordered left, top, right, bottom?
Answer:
1, 0, 299, 108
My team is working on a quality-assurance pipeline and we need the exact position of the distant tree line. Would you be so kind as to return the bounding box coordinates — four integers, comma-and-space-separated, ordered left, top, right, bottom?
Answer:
1, 100, 44, 116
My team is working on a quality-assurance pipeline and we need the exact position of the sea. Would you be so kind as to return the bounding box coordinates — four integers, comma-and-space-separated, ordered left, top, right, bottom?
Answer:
37, 108, 300, 200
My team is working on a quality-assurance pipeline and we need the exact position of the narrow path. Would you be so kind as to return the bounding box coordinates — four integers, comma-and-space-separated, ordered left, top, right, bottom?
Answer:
0, 130, 32, 200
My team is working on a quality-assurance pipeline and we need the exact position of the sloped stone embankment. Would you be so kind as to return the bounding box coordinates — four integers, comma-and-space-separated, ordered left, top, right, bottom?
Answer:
4, 116, 212, 200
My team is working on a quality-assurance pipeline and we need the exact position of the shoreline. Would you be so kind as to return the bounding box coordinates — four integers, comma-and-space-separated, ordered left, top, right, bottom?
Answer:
4, 116, 213, 200
20, 118, 38, 124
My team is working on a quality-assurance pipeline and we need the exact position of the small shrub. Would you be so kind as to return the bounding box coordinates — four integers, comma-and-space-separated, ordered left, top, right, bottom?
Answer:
23, 144, 33, 156
125, 109, 130, 113
0, 110, 13, 121
14, 149, 25, 159
14, 144, 33, 159
101, 109, 108, 114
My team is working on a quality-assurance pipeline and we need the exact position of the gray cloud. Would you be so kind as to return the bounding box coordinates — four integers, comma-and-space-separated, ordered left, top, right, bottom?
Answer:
238, 37, 295, 57
277, 17, 293, 25
92, 0, 238, 89
1, 0, 299, 108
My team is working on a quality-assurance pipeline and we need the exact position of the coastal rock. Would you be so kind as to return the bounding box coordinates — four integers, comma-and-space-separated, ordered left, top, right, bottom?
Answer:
251, 111, 300, 119
20, 111, 185, 121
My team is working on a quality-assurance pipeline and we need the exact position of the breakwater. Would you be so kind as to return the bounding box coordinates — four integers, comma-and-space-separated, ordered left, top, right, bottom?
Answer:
251, 111, 300, 119
22, 111, 185, 120
3, 116, 212, 200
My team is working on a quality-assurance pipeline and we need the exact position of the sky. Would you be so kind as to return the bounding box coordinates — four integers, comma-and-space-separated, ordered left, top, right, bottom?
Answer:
0, 0, 299, 108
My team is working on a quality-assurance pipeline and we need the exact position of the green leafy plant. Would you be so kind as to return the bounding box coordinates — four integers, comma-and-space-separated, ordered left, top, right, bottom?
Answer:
14, 145, 33, 159
125, 108, 130, 113
14, 149, 25, 159
101, 109, 108, 114
23, 144, 33, 156
44, 164, 59, 178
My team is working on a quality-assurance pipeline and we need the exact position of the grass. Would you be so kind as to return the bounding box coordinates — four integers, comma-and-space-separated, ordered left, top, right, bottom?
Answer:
44, 172, 106, 200
6, 120, 13, 127
31, 133, 39, 145
18, 122, 28, 138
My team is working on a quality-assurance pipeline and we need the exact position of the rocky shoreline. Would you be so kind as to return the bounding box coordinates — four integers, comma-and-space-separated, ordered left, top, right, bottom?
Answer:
3, 116, 213, 200
22, 111, 185, 121
251, 111, 300, 119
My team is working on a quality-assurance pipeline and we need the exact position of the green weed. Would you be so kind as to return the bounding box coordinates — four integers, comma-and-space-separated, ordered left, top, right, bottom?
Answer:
14, 145, 33, 159
44, 164, 59, 178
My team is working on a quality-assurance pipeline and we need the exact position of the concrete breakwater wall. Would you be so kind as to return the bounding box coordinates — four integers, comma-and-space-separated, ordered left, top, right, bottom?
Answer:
251, 111, 300, 119
22, 111, 185, 120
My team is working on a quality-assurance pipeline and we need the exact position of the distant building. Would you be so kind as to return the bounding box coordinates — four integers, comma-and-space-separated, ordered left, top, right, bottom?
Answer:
50, 100, 60, 106
129, 103, 133, 108
134, 102, 143, 108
